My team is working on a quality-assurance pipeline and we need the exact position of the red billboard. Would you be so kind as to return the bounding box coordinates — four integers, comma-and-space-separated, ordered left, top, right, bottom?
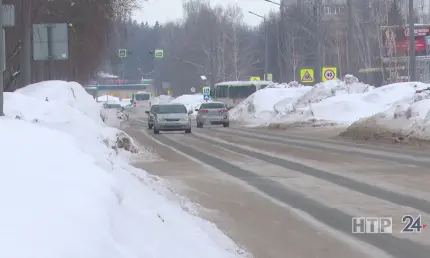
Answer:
382, 25, 430, 57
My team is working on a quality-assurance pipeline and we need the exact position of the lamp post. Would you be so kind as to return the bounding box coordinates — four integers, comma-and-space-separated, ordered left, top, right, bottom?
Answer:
249, 11, 269, 80
408, 0, 416, 81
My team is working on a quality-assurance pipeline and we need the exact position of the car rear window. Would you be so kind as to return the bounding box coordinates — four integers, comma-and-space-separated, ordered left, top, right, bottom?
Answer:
158, 104, 187, 114
201, 103, 226, 109
134, 93, 150, 101
150, 105, 159, 112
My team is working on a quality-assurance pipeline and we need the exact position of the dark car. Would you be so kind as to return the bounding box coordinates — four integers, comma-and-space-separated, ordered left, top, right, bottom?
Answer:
145, 104, 159, 129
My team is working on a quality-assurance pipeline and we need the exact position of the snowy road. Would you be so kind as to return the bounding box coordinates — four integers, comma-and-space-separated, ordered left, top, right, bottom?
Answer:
125, 120, 430, 258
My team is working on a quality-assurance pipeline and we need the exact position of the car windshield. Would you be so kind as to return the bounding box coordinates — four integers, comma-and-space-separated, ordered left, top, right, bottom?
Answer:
134, 94, 150, 101
158, 105, 187, 114
201, 103, 226, 109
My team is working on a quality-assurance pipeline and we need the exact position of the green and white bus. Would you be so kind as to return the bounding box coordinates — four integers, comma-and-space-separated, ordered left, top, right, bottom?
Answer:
212, 81, 273, 108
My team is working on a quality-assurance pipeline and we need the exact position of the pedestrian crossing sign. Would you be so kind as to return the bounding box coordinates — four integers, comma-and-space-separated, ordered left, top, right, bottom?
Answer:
300, 68, 314, 83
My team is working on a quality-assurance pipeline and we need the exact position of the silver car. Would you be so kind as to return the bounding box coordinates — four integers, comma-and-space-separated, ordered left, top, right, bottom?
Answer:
145, 104, 159, 129
195, 102, 229, 128
153, 104, 192, 134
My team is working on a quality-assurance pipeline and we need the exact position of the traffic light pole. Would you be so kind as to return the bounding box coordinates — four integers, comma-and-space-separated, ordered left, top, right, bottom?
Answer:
314, 0, 322, 83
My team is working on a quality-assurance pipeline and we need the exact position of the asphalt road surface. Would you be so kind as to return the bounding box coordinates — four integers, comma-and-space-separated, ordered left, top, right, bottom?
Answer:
124, 117, 430, 258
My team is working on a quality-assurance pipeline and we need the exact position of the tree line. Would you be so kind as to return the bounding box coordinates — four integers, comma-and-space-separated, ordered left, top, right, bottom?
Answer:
115, 0, 411, 95
3, 0, 137, 91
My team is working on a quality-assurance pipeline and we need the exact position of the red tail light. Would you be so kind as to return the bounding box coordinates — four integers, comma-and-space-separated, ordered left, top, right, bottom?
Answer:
200, 109, 208, 113
417, 90, 423, 93
221, 109, 228, 112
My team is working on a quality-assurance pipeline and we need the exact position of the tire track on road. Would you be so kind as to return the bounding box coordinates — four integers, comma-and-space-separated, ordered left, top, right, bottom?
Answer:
149, 132, 430, 258
190, 129, 430, 214
162, 132, 430, 246
218, 127, 430, 166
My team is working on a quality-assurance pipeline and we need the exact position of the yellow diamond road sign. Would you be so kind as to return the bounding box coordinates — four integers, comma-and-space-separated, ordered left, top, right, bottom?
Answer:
300, 69, 314, 83
250, 76, 261, 81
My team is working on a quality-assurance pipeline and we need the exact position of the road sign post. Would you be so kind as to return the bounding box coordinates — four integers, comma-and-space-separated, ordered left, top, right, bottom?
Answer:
0, 3, 16, 116
300, 68, 314, 83
0, 0, 3, 116
322, 67, 337, 82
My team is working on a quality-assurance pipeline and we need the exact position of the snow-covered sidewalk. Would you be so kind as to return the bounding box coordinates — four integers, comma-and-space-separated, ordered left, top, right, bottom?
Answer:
0, 81, 246, 258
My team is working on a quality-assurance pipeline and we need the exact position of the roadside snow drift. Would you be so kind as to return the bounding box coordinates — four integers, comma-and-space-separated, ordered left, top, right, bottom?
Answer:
229, 86, 311, 125
228, 75, 430, 141
0, 80, 245, 258
341, 83, 430, 141
151, 95, 174, 105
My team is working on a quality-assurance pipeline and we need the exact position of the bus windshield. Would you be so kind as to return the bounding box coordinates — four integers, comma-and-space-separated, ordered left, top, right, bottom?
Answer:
229, 85, 256, 99
134, 93, 151, 101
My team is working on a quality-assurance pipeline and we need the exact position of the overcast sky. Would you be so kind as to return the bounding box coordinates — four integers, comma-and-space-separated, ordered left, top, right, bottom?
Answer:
132, 0, 280, 27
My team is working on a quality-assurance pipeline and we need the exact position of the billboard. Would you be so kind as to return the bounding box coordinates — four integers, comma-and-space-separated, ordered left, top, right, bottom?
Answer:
382, 25, 430, 57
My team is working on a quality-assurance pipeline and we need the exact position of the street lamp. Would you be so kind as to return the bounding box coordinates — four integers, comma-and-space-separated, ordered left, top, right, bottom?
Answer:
248, 11, 269, 80
408, 0, 416, 81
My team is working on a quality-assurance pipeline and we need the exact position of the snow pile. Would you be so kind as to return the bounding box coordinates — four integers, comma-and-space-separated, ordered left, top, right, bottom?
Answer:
151, 95, 174, 105
229, 86, 312, 125
267, 81, 304, 88
0, 80, 245, 258
171, 94, 208, 118
341, 83, 430, 141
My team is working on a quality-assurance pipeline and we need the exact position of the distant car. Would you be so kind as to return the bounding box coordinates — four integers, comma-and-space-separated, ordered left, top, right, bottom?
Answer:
145, 104, 159, 129
153, 104, 192, 134
195, 102, 229, 128
103, 103, 122, 109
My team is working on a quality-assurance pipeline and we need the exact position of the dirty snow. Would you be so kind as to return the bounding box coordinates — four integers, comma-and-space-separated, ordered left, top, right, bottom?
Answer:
0, 80, 247, 258
224, 75, 430, 140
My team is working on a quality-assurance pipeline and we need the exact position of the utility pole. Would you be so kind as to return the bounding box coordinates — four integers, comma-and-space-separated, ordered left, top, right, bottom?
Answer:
346, 0, 353, 75
265, 22, 269, 80
248, 11, 269, 79
0, 0, 4, 116
408, 0, 416, 81
314, 0, 321, 83
20, 0, 31, 87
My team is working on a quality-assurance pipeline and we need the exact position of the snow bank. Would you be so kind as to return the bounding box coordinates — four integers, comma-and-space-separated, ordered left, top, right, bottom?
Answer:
0, 80, 245, 258
230, 75, 423, 127
151, 95, 174, 105
171, 94, 208, 118
229, 86, 311, 125
341, 83, 430, 141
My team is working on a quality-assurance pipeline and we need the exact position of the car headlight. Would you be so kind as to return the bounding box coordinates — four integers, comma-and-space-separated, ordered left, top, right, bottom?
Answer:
181, 116, 189, 121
